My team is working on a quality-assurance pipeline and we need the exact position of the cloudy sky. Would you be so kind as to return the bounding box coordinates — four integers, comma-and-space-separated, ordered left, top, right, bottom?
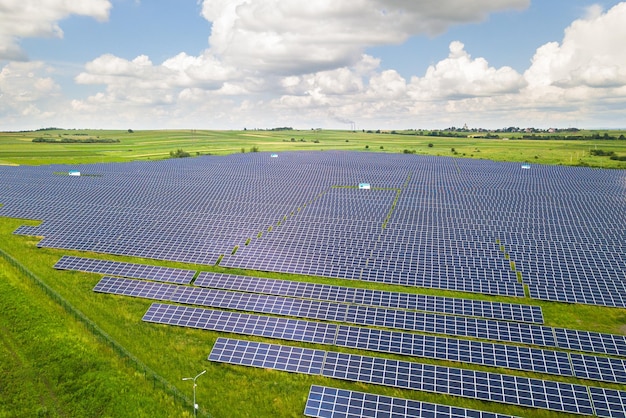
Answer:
1, 0, 625, 131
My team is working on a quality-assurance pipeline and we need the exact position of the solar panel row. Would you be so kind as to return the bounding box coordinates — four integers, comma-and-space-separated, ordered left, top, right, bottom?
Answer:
194, 271, 543, 323
209, 338, 604, 415
54, 255, 196, 284
304, 385, 516, 418
96, 277, 552, 347
142, 302, 623, 384
95, 276, 619, 358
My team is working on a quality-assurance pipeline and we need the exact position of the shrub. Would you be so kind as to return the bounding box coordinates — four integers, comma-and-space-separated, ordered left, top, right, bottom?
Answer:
428, 143, 434, 148
169, 149, 190, 158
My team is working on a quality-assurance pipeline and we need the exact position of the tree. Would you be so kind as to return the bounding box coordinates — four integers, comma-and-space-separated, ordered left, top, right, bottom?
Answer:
127, 129, 134, 133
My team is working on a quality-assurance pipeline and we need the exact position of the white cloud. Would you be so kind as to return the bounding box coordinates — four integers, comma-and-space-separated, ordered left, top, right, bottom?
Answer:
0, 0, 111, 60
408, 41, 526, 100
0, 61, 60, 120
200, 0, 528, 74
520, 1, 626, 118
7, 0, 626, 131
525, 2, 626, 90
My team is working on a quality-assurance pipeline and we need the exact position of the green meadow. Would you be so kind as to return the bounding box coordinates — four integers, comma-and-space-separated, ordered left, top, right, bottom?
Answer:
1, 129, 625, 417
1, 128, 626, 168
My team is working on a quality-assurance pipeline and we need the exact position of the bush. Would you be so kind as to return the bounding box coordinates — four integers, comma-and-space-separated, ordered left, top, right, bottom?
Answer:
590, 149, 615, 157
428, 143, 434, 148
169, 149, 190, 158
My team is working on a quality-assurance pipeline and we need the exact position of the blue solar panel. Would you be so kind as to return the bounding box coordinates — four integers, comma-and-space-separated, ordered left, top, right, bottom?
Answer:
588, 387, 626, 418
142, 302, 338, 344
208, 338, 595, 415
304, 385, 517, 418
570, 353, 626, 384
554, 328, 626, 357
208, 337, 325, 375
334, 325, 572, 377
55, 255, 195, 284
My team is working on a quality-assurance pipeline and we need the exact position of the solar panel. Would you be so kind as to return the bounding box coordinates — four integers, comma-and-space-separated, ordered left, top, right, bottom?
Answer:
94, 276, 177, 300
304, 385, 517, 418
588, 387, 626, 418
142, 303, 338, 345
554, 328, 626, 357
208, 337, 326, 375
194, 271, 544, 323
55, 255, 195, 284
570, 353, 626, 384
208, 338, 595, 415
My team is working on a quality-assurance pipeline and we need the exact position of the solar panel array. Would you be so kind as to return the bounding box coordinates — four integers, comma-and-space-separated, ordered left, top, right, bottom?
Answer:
209, 338, 602, 415
304, 385, 516, 418
194, 271, 544, 323
96, 276, 556, 347
4, 152, 622, 302
142, 300, 626, 385
94, 277, 626, 370
54, 255, 195, 284
4, 151, 625, 415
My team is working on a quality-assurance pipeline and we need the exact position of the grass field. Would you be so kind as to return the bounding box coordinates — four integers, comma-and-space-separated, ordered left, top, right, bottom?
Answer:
1, 128, 626, 168
0, 130, 625, 417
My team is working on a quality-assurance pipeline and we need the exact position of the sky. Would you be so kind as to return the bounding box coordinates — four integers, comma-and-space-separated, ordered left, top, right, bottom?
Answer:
1, 0, 625, 131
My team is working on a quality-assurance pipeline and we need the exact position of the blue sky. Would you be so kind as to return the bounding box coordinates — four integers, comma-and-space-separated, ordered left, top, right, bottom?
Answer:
1, 0, 625, 130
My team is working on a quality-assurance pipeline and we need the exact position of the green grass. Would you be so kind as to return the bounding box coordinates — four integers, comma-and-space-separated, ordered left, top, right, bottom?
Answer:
1, 131, 625, 417
1, 129, 626, 168
0, 245, 188, 417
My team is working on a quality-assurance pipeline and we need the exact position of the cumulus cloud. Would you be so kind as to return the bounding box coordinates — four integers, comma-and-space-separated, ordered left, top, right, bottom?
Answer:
0, 0, 111, 60
519, 1, 626, 119
525, 2, 626, 90
408, 41, 526, 100
200, 0, 528, 74
0, 61, 60, 122
14, 0, 626, 130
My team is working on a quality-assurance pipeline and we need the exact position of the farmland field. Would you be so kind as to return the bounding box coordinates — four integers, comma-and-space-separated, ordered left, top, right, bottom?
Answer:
0, 130, 625, 417
1, 128, 626, 168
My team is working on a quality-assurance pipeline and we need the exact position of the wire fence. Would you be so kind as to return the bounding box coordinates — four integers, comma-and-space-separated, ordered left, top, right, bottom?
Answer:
0, 247, 210, 417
